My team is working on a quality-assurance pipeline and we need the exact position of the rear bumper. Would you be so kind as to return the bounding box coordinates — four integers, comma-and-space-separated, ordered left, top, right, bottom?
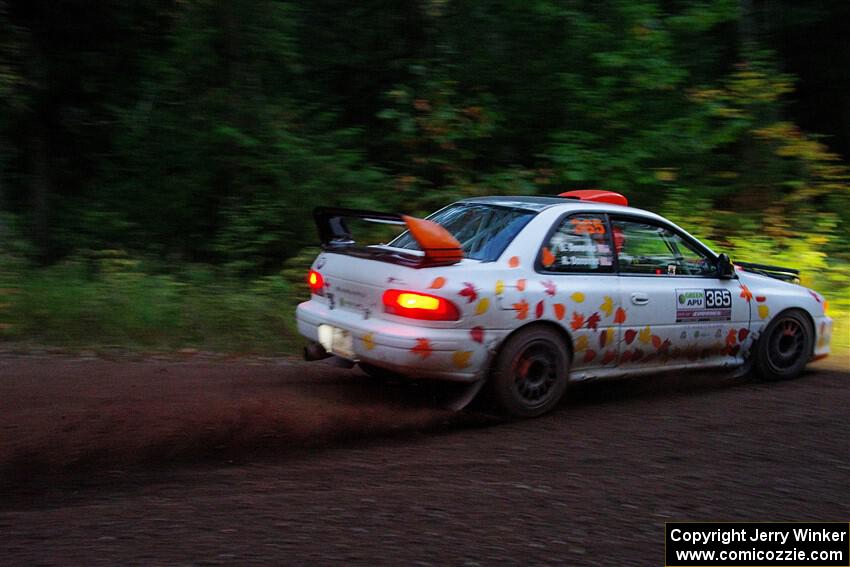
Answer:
296, 300, 504, 383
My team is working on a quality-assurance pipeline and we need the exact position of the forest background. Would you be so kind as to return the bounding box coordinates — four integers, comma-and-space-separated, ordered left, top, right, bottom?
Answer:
0, 0, 847, 355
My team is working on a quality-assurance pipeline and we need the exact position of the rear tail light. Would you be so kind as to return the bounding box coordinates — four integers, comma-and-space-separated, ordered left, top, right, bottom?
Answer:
307, 269, 324, 296
382, 289, 460, 321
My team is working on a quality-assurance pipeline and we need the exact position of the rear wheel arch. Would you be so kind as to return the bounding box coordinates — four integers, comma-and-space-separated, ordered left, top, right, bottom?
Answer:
497, 320, 574, 364
485, 321, 574, 418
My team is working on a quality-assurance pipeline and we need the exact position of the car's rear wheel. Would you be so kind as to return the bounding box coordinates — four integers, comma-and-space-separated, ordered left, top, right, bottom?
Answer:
753, 309, 813, 381
489, 326, 570, 418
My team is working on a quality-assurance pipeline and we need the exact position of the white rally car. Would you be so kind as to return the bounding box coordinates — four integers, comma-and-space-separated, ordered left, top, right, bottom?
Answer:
296, 190, 832, 417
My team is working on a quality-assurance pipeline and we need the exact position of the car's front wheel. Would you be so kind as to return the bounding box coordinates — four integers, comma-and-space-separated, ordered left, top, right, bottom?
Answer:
753, 309, 813, 381
489, 326, 570, 418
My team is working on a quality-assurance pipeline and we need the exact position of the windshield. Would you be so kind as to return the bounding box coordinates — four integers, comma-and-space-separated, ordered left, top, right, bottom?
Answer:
388, 203, 535, 261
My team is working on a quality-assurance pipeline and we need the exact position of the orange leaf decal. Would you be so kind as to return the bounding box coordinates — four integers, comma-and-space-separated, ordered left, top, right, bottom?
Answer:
601, 350, 617, 365
513, 299, 529, 320
570, 311, 585, 331
411, 338, 432, 359
725, 329, 737, 347
429, 277, 446, 289
541, 247, 555, 267
553, 303, 566, 320
651, 335, 662, 349
452, 351, 472, 369
535, 300, 544, 319
516, 279, 526, 292
740, 284, 753, 302
614, 307, 627, 324
583, 349, 596, 363
508, 256, 520, 268
362, 333, 376, 351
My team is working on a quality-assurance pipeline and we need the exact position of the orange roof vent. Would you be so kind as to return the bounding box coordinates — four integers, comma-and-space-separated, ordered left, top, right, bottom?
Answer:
558, 189, 628, 206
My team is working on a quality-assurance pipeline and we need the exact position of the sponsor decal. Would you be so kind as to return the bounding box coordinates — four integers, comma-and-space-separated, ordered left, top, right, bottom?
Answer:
676, 288, 732, 322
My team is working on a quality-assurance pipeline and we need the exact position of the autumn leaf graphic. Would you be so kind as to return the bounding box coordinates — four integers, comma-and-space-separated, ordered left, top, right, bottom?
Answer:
535, 300, 544, 319
452, 351, 472, 369
411, 338, 432, 359
570, 292, 585, 303
513, 299, 529, 320
585, 312, 601, 331
428, 277, 446, 289
739, 284, 753, 302
475, 298, 490, 315
541, 280, 557, 296
600, 295, 614, 317
583, 350, 596, 363
458, 282, 479, 303
574, 335, 588, 352
624, 329, 637, 345
614, 307, 627, 324
470, 326, 485, 343
553, 303, 566, 320
570, 311, 585, 331
516, 279, 526, 292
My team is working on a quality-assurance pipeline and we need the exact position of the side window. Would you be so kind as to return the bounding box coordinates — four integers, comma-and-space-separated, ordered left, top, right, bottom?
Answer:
611, 219, 716, 276
540, 214, 614, 273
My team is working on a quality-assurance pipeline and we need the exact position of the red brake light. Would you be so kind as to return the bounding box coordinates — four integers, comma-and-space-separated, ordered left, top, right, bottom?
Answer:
307, 269, 324, 296
382, 289, 460, 321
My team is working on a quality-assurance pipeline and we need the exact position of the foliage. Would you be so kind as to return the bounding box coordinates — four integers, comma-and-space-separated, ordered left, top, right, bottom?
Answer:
0, 0, 847, 354
1, 252, 303, 353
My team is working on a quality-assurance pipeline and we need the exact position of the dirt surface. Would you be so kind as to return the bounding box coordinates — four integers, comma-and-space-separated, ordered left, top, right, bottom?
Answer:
0, 354, 848, 566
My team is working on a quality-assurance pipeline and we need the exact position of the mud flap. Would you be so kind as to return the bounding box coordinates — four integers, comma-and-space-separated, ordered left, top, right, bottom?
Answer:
442, 378, 487, 412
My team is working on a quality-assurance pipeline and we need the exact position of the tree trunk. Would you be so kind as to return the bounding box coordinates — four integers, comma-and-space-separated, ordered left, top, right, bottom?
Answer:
30, 116, 50, 260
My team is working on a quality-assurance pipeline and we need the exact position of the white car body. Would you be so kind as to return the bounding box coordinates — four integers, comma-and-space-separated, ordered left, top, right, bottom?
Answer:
296, 196, 832, 388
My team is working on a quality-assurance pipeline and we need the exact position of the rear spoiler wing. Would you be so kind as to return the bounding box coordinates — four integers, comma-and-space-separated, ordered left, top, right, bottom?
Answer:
735, 261, 800, 284
313, 207, 463, 268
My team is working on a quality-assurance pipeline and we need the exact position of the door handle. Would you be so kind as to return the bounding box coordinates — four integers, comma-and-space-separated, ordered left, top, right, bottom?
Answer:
631, 293, 649, 305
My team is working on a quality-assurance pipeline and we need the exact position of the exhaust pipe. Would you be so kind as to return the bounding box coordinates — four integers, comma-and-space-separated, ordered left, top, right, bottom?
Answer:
304, 341, 331, 361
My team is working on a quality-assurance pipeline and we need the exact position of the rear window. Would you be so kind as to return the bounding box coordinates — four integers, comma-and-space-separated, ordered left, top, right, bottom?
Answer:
388, 204, 535, 261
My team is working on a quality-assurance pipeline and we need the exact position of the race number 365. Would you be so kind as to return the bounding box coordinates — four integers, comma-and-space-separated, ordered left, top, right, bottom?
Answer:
705, 289, 732, 308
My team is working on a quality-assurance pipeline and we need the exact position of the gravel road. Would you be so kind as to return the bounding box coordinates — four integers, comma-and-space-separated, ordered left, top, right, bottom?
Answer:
0, 354, 847, 566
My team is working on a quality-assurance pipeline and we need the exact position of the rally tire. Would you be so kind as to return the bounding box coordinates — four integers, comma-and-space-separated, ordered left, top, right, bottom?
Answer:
753, 309, 813, 381
489, 326, 570, 418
